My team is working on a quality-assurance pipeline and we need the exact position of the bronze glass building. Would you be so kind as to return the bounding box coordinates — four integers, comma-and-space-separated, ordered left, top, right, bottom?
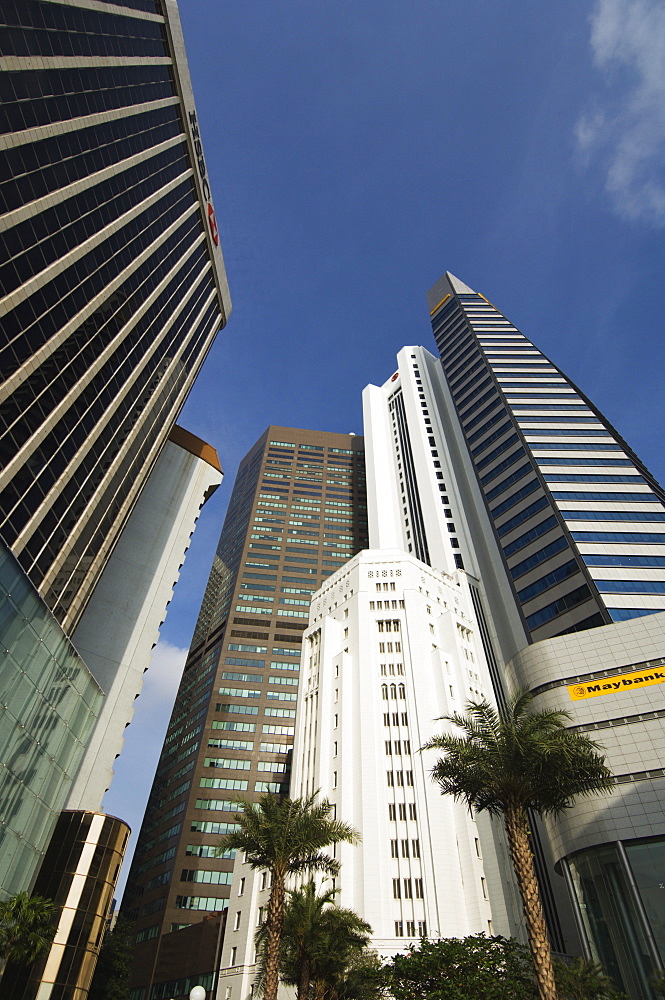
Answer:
123, 427, 368, 1000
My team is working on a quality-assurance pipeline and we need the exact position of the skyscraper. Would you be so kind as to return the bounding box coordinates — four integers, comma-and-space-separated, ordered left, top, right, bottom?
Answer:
427, 272, 665, 642
1, 0, 230, 631
422, 273, 665, 998
0, 0, 230, 993
122, 428, 368, 1000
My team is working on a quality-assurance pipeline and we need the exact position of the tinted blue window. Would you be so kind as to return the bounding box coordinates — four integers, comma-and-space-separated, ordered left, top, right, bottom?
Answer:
526, 585, 591, 629
595, 580, 665, 594
562, 510, 665, 523
608, 608, 662, 622
503, 516, 558, 557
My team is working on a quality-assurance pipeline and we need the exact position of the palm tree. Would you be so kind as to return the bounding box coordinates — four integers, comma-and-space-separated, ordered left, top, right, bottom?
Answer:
422, 690, 613, 1000
217, 793, 359, 1000
279, 880, 371, 1000
0, 891, 56, 980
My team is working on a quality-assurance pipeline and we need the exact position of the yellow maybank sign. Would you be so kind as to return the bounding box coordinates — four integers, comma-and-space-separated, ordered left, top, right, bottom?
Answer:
569, 667, 665, 701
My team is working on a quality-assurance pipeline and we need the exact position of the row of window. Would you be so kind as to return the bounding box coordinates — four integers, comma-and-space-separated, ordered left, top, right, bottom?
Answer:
382, 683, 406, 699
215, 703, 296, 718
385, 712, 409, 726
387, 771, 414, 787
378, 641, 402, 652
392, 877, 424, 898
389, 803, 417, 820
390, 837, 420, 857
210, 721, 294, 735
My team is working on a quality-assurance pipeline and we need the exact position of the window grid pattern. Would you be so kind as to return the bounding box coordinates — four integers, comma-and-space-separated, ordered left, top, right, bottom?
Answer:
431, 284, 665, 636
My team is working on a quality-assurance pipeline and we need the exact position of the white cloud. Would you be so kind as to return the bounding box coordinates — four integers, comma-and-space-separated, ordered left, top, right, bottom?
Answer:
141, 638, 189, 706
577, 0, 665, 223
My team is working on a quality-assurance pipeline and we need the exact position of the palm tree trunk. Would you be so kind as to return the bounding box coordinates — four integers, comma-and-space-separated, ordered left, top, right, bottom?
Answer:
264, 873, 286, 1000
297, 951, 310, 1000
503, 804, 558, 1000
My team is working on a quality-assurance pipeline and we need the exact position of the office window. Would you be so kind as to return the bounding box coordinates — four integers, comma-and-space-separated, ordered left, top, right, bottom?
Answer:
382, 684, 388, 700
401, 712, 408, 725
409, 803, 417, 820
388, 803, 396, 821
393, 878, 401, 899
481, 877, 488, 899
390, 839, 399, 858
238, 878, 245, 896
415, 878, 423, 898
257, 906, 264, 926
385, 741, 392, 755
404, 879, 413, 898
406, 920, 416, 937
387, 772, 394, 787
231, 947, 237, 965
418, 920, 428, 937
406, 771, 413, 786
260, 872, 267, 891
398, 803, 406, 821
234, 911, 241, 931
401, 839, 410, 857
412, 839, 420, 858
396, 771, 404, 786
395, 921, 404, 937
384, 713, 390, 726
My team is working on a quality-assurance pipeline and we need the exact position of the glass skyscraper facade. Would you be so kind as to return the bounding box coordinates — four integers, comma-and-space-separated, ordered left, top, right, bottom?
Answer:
0, 0, 230, 632
0, 539, 103, 899
123, 427, 368, 1000
427, 273, 665, 641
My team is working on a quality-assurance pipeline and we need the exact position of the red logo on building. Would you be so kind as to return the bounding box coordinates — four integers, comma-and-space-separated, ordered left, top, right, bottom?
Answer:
207, 204, 219, 246
188, 110, 220, 250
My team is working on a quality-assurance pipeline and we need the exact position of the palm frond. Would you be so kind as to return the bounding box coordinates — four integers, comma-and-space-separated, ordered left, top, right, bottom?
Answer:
423, 688, 613, 818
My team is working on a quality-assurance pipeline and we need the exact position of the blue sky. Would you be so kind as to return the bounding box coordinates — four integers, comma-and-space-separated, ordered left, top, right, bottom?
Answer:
104, 0, 665, 890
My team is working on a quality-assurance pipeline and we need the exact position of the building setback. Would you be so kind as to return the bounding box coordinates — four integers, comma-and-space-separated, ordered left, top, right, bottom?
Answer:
0, 0, 231, 994
122, 427, 368, 1000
